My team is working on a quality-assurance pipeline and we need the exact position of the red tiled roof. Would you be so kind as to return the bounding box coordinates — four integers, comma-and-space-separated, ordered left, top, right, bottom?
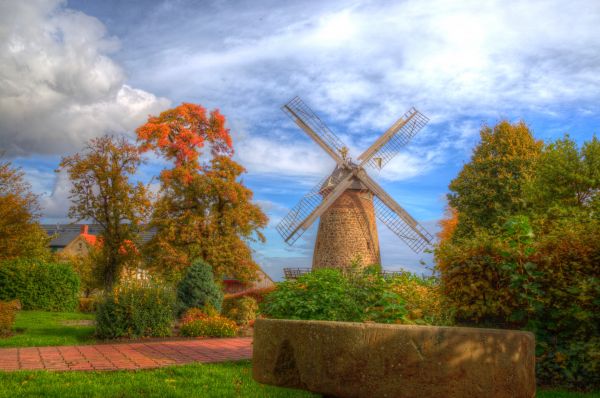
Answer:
81, 233, 98, 246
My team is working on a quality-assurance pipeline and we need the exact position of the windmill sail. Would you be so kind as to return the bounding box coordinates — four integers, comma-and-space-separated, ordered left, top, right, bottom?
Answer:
282, 96, 347, 163
358, 107, 429, 169
356, 171, 433, 253
276, 172, 349, 244
372, 196, 433, 253
278, 96, 434, 256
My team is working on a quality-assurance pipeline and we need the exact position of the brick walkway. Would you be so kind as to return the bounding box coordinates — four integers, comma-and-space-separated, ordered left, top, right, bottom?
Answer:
0, 337, 252, 371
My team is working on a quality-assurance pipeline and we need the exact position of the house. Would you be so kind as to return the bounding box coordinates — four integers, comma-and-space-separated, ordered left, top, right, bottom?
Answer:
54, 225, 97, 256
223, 269, 275, 294
42, 224, 276, 292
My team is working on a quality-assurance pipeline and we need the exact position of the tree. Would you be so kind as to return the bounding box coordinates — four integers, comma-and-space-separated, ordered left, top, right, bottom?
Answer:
176, 259, 224, 314
137, 103, 267, 281
59, 136, 151, 289
448, 120, 542, 238
437, 205, 458, 242
0, 157, 50, 261
527, 134, 600, 217
436, 131, 600, 388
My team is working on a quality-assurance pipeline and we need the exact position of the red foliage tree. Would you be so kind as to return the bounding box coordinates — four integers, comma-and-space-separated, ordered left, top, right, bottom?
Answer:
136, 104, 267, 281
136, 103, 233, 184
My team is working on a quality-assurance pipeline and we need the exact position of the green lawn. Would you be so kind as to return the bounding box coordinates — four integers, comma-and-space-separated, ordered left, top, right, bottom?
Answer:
538, 391, 600, 398
0, 361, 596, 398
0, 361, 316, 398
0, 311, 95, 348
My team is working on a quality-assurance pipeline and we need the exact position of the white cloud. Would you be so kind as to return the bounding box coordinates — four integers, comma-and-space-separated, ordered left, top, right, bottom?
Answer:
0, 0, 170, 156
39, 170, 72, 223
115, 0, 600, 182
234, 134, 335, 178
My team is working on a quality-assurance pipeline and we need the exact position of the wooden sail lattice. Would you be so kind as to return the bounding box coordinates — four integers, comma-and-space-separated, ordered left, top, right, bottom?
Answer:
276, 96, 434, 254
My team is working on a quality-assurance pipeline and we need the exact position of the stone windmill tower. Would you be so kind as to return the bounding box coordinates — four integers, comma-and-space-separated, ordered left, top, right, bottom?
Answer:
276, 97, 433, 270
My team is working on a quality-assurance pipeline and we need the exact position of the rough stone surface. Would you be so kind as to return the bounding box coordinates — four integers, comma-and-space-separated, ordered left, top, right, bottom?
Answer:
313, 188, 380, 269
253, 319, 536, 398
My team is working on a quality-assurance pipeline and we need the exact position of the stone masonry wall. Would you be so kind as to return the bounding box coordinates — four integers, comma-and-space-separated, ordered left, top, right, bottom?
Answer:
312, 189, 380, 269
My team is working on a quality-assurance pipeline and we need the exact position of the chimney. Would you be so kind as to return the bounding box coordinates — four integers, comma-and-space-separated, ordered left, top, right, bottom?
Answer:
80, 225, 89, 235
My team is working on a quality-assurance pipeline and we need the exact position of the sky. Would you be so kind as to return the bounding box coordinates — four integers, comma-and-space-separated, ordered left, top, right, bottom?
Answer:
1, 0, 599, 280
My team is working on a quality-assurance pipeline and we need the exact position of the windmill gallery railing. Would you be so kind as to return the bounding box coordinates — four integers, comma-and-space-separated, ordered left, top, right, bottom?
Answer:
283, 267, 406, 280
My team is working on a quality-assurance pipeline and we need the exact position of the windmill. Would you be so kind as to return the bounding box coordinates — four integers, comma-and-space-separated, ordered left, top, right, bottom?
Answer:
276, 96, 433, 270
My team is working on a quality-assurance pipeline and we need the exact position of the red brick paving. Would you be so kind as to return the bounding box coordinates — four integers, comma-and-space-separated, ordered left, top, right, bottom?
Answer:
0, 337, 252, 371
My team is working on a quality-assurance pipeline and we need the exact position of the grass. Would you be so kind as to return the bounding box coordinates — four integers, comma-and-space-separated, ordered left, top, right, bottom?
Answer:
0, 361, 596, 398
538, 391, 600, 398
0, 361, 316, 398
0, 311, 95, 348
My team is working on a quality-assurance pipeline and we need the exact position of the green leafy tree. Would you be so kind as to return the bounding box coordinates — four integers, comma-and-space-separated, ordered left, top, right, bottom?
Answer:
0, 157, 50, 261
437, 131, 600, 388
59, 136, 151, 289
527, 134, 600, 217
448, 120, 542, 238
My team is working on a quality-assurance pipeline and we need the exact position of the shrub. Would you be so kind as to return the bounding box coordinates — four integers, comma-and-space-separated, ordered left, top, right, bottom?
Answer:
388, 273, 453, 326
95, 280, 175, 339
78, 297, 97, 313
261, 267, 408, 324
436, 216, 600, 389
222, 296, 258, 326
179, 307, 238, 337
0, 300, 20, 337
0, 259, 80, 311
176, 259, 223, 315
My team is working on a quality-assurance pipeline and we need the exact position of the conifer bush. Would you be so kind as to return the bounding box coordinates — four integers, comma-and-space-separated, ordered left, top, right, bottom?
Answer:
176, 259, 223, 315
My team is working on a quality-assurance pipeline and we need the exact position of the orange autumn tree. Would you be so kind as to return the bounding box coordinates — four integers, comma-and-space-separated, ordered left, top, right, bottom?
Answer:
136, 103, 267, 281
59, 136, 151, 289
437, 206, 458, 243
0, 156, 50, 261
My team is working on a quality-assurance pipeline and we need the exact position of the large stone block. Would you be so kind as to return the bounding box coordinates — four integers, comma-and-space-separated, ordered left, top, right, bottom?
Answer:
253, 319, 535, 398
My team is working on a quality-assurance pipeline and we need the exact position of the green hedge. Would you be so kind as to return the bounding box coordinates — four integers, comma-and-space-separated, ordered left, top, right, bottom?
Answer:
0, 259, 80, 312
96, 281, 175, 339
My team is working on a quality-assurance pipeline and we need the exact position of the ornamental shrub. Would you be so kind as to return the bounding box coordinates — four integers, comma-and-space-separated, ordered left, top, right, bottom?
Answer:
436, 216, 600, 389
222, 296, 258, 326
388, 272, 453, 326
95, 280, 175, 339
0, 259, 79, 311
261, 267, 408, 323
0, 300, 20, 336
179, 307, 238, 337
176, 259, 223, 315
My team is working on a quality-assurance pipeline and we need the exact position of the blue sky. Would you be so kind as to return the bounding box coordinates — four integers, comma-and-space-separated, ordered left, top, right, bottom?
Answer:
1, 0, 599, 280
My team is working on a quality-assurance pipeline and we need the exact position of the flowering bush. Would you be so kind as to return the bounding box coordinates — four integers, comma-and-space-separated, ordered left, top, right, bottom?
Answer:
388, 273, 453, 326
179, 307, 238, 337
95, 280, 175, 339
222, 296, 258, 326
